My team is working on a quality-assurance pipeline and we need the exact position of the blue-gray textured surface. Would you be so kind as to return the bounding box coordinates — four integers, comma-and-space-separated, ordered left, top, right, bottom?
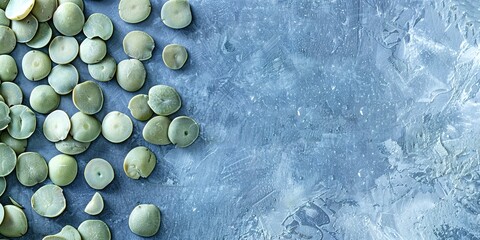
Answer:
4, 0, 480, 239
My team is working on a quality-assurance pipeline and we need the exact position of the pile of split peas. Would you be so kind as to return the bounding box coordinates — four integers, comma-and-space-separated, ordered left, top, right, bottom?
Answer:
0, 0, 199, 238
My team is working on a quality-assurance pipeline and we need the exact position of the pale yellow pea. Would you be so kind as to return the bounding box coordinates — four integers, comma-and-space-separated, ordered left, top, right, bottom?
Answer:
43, 110, 71, 142
48, 154, 77, 186
123, 146, 156, 179
77, 219, 111, 240
31, 0, 57, 22
53, 225, 81, 240
26, 22, 52, 49
143, 116, 171, 145
0, 143, 16, 176
15, 152, 48, 187
0, 81, 22, 106
10, 13, 38, 43
0, 131, 27, 154
0, 205, 28, 237
168, 116, 199, 147
0, 26, 16, 54
22, 50, 51, 81
43, 235, 66, 240
128, 94, 153, 121
0, 177, 6, 197
58, 0, 83, 11
118, 0, 151, 24
70, 111, 101, 143
84, 192, 103, 215
55, 135, 90, 155
128, 204, 161, 237
0, 101, 10, 130
29, 85, 60, 114
0, 0, 8, 9
0, 54, 17, 81
52, 2, 84, 36
123, 30, 154, 61
49, 36, 79, 64
7, 105, 36, 139
161, 0, 192, 29
5, 0, 34, 20
0, 9, 10, 27
48, 64, 79, 95
116, 59, 146, 92
101, 111, 133, 143
88, 55, 116, 82
83, 13, 113, 40
84, 158, 114, 190
72, 81, 104, 115
79, 38, 106, 64
162, 43, 188, 70
31, 184, 66, 218
147, 84, 182, 116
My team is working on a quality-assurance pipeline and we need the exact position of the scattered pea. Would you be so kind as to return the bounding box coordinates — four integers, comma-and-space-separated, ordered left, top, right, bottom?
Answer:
161, 0, 192, 29
10, 13, 38, 43
48, 64, 79, 95
0, 26, 16, 54
22, 50, 51, 81
77, 219, 111, 240
31, 184, 66, 218
4, 0, 35, 20
55, 135, 90, 155
0, 205, 28, 237
123, 146, 156, 179
58, 0, 83, 11
7, 105, 36, 139
43, 110, 71, 142
162, 44, 188, 70
31, 0, 57, 22
43, 235, 67, 240
83, 13, 113, 40
84, 158, 114, 190
49, 36, 79, 64
0, 203, 3, 224
70, 111, 101, 143
0, 0, 7, 10
52, 2, 84, 36
0, 131, 27, 154
0, 101, 11, 130
79, 38, 107, 64
72, 81, 104, 114
0, 81, 23, 106
123, 30, 154, 61
143, 116, 171, 145
147, 85, 182, 116
48, 154, 78, 186
128, 94, 153, 121
15, 152, 48, 187
0, 9, 10, 26
26, 22, 52, 49
0, 177, 6, 197
84, 192, 103, 215
101, 111, 133, 143
29, 85, 60, 114
0, 143, 16, 177
88, 55, 116, 82
0, 54, 17, 81
128, 204, 161, 237
54, 225, 81, 240
116, 59, 146, 92
9, 196, 23, 208
118, 0, 151, 24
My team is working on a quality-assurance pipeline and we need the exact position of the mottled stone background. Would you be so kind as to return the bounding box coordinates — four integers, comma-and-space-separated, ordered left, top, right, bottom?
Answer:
6, 0, 480, 239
